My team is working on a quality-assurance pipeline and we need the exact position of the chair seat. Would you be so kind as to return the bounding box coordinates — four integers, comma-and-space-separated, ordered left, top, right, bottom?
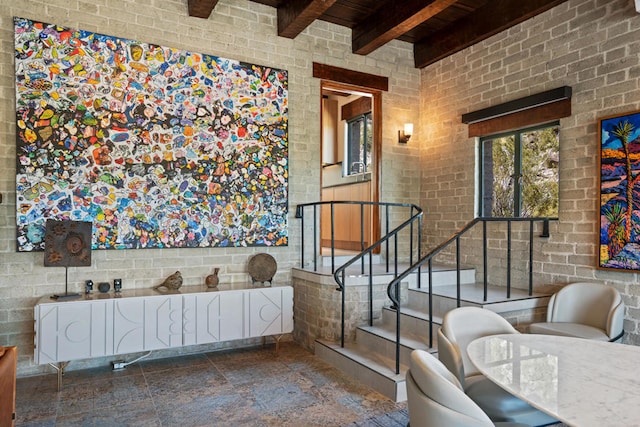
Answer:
529, 322, 609, 341
465, 375, 558, 426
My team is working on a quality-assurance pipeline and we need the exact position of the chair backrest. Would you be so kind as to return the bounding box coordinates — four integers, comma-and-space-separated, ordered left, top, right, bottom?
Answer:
0, 346, 17, 427
440, 307, 518, 379
407, 349, 493, 427
547, 282, 623, 337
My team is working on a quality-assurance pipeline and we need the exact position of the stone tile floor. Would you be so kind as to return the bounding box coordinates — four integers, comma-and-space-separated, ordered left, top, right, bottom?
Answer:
15, 342, 408, 426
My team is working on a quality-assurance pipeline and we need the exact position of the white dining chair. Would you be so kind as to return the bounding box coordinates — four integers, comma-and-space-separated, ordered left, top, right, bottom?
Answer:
529, 282, 624, 342
437, 307, 557, 426
407, 349, 530, 427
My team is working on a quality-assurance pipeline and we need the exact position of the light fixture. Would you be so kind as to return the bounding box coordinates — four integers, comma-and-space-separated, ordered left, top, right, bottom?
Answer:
399, 123, 413, 144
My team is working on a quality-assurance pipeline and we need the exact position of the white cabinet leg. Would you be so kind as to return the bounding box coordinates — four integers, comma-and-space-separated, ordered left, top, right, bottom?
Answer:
49, 361, 69, 391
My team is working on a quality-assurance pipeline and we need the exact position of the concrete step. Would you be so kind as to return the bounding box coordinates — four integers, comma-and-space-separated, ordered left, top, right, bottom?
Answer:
378, 306, 442, 340
405, 266, 477, 288
356, 322, 435, 368
310, 261, 554, 402
409, 282, 552, 316
320, 253, 382, 267
315, 338, 437, 402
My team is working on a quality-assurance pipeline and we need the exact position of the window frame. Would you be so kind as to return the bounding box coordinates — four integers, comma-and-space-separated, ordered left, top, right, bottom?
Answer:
478, 120, 559, 218
345, 112, 372, 176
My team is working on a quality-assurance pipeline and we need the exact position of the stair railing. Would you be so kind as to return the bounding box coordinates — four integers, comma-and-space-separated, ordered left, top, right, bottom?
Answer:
295, 201, 422, 273
386, 216, 554, 374
295, 201, 423, 347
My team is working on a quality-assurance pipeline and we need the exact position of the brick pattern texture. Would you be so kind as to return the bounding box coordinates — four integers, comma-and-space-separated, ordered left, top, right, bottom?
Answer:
0, 0, 420, 375
420, 0, 640, 343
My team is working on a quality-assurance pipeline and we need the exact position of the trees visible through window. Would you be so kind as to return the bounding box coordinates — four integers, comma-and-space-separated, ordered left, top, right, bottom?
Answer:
346, 113, 372, 175
480, 122, 559, 218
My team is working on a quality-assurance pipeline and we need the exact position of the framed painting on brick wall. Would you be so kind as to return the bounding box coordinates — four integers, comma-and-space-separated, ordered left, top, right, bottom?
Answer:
598, 109, 640, 271
14, 17, 288, 252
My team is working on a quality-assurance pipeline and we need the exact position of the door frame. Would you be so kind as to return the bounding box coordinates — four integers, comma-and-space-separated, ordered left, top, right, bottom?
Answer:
315, 63, 386, 251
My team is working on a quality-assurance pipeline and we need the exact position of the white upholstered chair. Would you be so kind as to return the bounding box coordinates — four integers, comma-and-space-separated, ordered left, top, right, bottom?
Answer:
406, 349, 529, 427
437, 307, 557, 427
529, 282, 624, 342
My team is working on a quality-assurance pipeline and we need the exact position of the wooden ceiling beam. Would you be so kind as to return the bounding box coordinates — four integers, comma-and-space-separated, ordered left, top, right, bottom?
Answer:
188, 0, 218, 19
278, 0, 339, 39
353, 0, 459, 55
414, 0, 568, 69
187, 0, 219, 19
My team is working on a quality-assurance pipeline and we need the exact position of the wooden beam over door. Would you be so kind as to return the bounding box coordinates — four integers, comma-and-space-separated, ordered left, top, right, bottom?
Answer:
312, 62, 388, 92
352, 0, 458, 55
278, 0, 339, 38
414, 0, 567, 69
187, 0, 219, 19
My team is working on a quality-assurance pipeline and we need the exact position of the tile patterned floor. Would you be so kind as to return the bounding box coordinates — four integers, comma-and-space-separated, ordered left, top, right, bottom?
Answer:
15, 342, 408, 427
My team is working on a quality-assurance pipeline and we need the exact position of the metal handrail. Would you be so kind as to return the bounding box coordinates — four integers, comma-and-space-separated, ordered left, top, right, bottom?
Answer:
332, 205, 422, 347
295, 200, 422, 273
385, 216, 554, 374
295, 200, 423, 347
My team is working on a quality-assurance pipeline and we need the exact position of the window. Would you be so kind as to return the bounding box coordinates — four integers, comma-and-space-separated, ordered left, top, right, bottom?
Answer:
346, 112, 372, 175
479, 122, 559, 218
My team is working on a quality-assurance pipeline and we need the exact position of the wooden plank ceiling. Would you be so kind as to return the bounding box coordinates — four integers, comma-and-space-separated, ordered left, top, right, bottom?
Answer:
188, 0, 567, 68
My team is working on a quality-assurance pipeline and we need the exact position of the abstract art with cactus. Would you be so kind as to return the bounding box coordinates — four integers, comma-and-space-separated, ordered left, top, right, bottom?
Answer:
14, 17, 288, 251
599, 110, 640, 270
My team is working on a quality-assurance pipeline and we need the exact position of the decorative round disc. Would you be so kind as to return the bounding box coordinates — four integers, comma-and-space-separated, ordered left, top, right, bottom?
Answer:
65, 234, 84, 255
248, 253, 277, 283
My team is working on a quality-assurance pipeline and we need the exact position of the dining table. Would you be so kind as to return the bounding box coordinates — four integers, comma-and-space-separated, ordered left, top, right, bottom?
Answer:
466, 333, 640, 427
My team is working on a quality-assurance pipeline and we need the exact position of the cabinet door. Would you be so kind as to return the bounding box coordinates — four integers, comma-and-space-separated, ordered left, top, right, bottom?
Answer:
182, 292, 245, 345
143, 295, 183, 350
321, 187, 334, 246
113, 295, 182, 354
34, 300, 112, 364
351, 181, 371, 246
247, 287, 293, 337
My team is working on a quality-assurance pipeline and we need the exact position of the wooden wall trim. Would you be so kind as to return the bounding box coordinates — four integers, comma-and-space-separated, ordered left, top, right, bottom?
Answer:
468, 98, 571, 137
313, 62, 388, 91
462, 86, 572, 124
341, 96, 372, 121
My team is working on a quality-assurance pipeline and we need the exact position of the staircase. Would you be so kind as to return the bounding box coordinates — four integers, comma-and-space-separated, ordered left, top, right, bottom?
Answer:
307, 257, 552, 402
293, 202, 555, 403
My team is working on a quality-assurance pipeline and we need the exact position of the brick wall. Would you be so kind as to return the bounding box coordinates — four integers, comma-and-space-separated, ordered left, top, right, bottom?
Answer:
419, 0, 640, 343
0, 0, 421, 375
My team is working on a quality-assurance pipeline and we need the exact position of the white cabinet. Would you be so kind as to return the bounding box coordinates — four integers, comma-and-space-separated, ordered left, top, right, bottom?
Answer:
34, 299, 113, 364
34, 285, 293, 365
249, 287, 294, 337
182, 286, 293, 346
113, 294, 183, 354
182, 291, 245, 345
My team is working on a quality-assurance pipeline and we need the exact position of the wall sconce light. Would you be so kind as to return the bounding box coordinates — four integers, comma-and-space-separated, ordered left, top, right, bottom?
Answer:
399, 123, 413, 144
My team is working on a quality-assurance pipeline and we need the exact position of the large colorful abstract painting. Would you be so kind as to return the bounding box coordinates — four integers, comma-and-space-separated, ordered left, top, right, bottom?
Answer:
599, 110, 640, 271
14, 17, 288, 251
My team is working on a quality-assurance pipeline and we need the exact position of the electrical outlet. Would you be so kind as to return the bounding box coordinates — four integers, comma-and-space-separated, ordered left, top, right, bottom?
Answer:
112, 361, 127, 370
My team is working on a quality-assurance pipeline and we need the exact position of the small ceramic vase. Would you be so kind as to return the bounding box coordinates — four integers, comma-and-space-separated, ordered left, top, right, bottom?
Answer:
206, 268, 220, 288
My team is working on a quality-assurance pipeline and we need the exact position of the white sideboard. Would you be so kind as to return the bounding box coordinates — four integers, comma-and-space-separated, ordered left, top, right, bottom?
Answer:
34, 284, 293, 366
